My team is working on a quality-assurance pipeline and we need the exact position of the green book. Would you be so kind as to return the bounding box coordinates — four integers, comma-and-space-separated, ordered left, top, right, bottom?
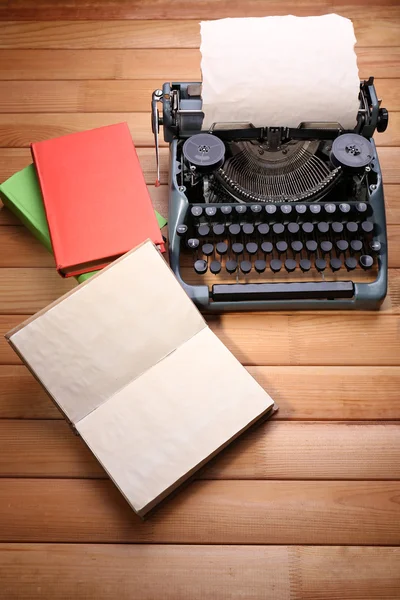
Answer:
0, 165, 167, 284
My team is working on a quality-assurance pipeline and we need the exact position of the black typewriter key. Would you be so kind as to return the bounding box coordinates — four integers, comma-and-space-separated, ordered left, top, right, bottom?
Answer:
361, 221, 374, 234
257, 223, 270, 235
198, 224, 210, 237
351, 239, 363, 253
309, 204, 321, 215
295, 204, 307, 215
288, 222, 300, 235
210, 260, 221, 275
226, 259, 237, 274
280, 204, 292, 216
220, 205, 232, 215
194, 259, 207, 274
336, 240, 349, 254
202, 243, 214, 256
242, 223, 255, 235
332, 222, 344, 234
306, 240, 318, 253
261, 241, 273, 254
213, 223, 225, 236
229, 223, 241, 236
270, 259, 282, 273
276, 241, 288, 255
235, 204, 247, 215
346, 221, 358, 234
216, 241, 228, 256
330, 258, 342, 272
273, 223, 285, 235
265, 204, 277, 215
300, 258, 311, 272
339, 203, 351, 214
191, 206, 203, 218
324, 203, 336, 215
251, 204, 262, 214
291, 241, 303, 255
359, 255, 374, 270
302, 222, 314, 235
232, 242, 244, 255
255, 259, 266, 273
315, 258, 327, 272
187, 238, 200, 250
176, 224, 188, 236
370, 240, 382, 253
285, 258, 297, 273
318, 222, 329, 234
246, 242, 258, 255
345, 256, 357, 271
240, 260, 252, 274
205, 206, 217, 217
356, 202, 368, 214
320, 240, 333, 255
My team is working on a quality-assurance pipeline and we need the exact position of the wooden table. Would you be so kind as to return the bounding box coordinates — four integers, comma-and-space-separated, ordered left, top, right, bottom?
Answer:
0, 2, 399, 598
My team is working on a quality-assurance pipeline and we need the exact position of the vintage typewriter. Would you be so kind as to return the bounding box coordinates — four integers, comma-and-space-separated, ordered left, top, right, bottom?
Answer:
152, 77, 389, 311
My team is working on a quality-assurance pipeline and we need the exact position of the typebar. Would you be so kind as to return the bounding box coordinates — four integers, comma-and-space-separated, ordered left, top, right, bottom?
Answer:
212, 281, 355, 302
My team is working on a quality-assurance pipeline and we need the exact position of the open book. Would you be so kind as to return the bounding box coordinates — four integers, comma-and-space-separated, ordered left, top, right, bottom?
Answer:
6, 241, 276, 517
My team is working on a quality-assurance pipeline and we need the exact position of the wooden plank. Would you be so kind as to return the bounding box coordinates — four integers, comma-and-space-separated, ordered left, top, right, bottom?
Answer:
1, 419, 399, 480
0, 48, 397, 80
1, 365, 399, 421
1, 314, 400, 366
379, 148, 400, 184
0, 478, 399, 544
0, 111, 398, 147
0, 19, 398, 48
0, 79, 397, 113
0, 544, 399, 600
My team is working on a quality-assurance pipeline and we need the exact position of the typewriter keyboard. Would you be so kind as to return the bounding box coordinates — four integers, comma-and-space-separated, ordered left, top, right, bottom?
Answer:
177, 202, 380, 286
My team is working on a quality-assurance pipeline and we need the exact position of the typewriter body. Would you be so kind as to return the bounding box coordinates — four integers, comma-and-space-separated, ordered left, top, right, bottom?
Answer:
152, 78, 389, 311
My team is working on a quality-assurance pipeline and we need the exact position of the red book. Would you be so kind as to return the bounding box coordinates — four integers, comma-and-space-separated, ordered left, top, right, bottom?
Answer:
31, 123, 165, 277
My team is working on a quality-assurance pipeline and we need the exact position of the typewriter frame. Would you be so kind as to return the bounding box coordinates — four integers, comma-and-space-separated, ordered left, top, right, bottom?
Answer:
152, 78, 388, 312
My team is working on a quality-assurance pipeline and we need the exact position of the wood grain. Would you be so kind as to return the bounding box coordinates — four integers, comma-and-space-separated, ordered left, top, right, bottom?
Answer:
0, 419, 399, 480
0, 48, 398, 80
1, 365, 399, 420
0, 478, 399, 544
0, 544, 399, 600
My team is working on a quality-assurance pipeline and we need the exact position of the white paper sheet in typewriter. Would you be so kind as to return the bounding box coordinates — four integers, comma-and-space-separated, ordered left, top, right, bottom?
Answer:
6, 241, 274, 517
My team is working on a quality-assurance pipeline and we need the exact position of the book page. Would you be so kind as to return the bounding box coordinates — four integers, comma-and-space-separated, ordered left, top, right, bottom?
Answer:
77, 327, 274, 516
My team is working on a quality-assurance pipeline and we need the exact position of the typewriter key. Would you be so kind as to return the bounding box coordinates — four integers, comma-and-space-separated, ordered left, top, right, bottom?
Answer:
220, 205, 232, 215
235, 204, 247, 215
240, 260, 252, 274
300, 258, 311, 272
280, 205, 292, 215
339, 203, 351, 214
251, 204, 262, 214
216, 242, 228, 256
242, 223, 255, 235
285, 259, 297, 273
213, 224, 225, 236
198, 224, 210, 237
261, 241, 273, 254
359, 255, 374, 270
356, 202, 368, 214
361, 221, 374, 234
270, 259, 282, 273
336, 240, 349, 254
345, 257, 357, 271
296, 204, 307, 214
191, 206, 203, 217
187, 238, 200, 250
288, 222, 300, 235
291, 241, 303, 254
257, 223, 270, 235
265, 204, 277, 215
370, 240, 381, 253
210, 260, 221, 275
306, 240, 318, 253
194, 259, 208, 274
332, 222, 344, 234
330, 258, 342, 272
276, 241, 288, 255
255, 259, 266, 273
320, 241, 333, 254
302, 222, 314, 234
202, 243, 214, 256
324, 203, 336, 214
318, 222, 329, 234
232, 242, 244, 255
346, 222, 358, 234
226, 259, 238, 274
246, 242, 258, 255
229, 224, 241, 236
350, 240, 363, 253
315, 258, 327, 272
176, 224, 188, 236
309, 204, 321, 214
273, 223, 285, 235
205, 206, 217, 217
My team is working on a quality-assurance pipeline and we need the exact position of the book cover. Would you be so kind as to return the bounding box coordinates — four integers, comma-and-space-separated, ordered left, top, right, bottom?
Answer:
31, 123, 165, 277
6, 241, 276, 517
0, 164, 167, 285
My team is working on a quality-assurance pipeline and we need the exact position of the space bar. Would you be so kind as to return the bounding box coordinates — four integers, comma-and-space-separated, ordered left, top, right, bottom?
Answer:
212, 281, 355, 302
